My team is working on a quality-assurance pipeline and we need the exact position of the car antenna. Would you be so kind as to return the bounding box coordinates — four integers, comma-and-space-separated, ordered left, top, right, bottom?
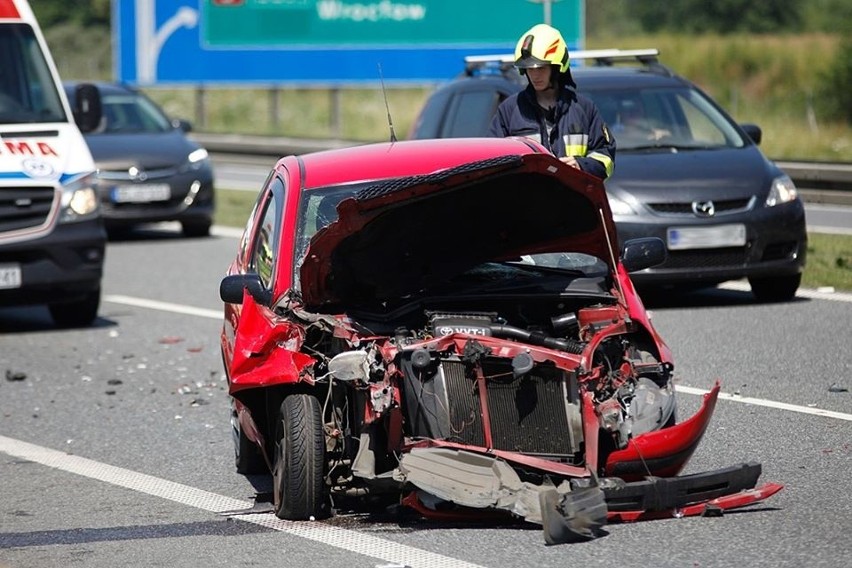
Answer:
378, 63, 397, 143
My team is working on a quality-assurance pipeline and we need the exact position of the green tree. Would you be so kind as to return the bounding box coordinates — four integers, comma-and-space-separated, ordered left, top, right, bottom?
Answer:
818, 38, 852, 124
30, 0, 109, 27
634, 0, 802, 33
801, 0, 852, 33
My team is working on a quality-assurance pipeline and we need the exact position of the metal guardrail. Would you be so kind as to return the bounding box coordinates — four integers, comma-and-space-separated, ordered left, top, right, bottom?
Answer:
192, 133, 852, 206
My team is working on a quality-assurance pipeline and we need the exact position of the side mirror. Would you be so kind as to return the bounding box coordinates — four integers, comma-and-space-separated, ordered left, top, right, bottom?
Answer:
172, 118, 192, 132
73, 83, 102, 134
219, 273, 272, 306
740, 123, 762, 145
621, 237, 666, 272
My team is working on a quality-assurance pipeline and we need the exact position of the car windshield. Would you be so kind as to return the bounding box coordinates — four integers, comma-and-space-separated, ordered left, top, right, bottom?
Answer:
0, 24, 67, 124
294, 183, 611, 299
586, 86, 746, 151
98, 92, 172, 134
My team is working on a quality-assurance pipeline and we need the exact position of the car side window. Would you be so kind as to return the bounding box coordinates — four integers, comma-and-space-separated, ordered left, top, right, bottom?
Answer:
443, 90, 504, 137
249, 177, 285, 289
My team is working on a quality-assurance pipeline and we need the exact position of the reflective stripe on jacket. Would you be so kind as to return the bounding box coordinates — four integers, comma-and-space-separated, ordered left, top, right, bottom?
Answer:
489, 84, 616, 179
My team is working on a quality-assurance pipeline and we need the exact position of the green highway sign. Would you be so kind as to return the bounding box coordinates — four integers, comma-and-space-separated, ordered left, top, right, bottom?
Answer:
202, 0, 583, 48
117, 0, 583, 85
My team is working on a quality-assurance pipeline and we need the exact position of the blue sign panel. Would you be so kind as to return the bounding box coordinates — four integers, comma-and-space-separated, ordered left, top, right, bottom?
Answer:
114, 0, 584, 86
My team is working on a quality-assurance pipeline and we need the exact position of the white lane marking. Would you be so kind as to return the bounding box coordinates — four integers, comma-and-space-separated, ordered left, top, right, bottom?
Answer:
0, 435, 485, 568
718, 280, 852, 303
104, 294, 222, 320
676, 385, 852, 421
212, 225, 244, 239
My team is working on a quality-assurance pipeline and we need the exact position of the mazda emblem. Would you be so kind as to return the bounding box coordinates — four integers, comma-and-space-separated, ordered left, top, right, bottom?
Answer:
128, 166, 148, 182
692, 200, 715, 217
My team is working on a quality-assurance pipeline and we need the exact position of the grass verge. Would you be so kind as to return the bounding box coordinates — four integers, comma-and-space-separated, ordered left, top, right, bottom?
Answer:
215, 189, 852, 293
803, 233, 852, 292
215, 188, 259, 229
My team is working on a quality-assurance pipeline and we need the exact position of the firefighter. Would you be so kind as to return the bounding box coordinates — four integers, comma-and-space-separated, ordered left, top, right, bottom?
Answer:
489, 23, 616, 179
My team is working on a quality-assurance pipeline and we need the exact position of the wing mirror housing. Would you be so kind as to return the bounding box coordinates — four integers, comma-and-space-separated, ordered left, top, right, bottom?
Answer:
219, 274, 272, 306
73, 83, 102, 134
621, 237, 667, 272
740, 123, 762, 145
172, 118, 192, 132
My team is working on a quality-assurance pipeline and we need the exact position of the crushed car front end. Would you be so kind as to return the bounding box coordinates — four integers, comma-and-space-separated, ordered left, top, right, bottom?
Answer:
219, 138, 782, 544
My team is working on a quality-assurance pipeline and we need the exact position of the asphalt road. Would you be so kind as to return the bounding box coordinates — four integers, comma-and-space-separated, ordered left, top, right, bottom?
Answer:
1, 226, 851, 568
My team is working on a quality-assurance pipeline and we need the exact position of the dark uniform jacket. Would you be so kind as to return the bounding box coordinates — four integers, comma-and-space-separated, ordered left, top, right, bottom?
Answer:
489, 83, 616, 179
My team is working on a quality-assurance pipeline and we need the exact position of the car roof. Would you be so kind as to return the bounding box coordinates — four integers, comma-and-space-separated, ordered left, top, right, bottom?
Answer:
289, 137, 547, 190
574, 66, 689, 90
459, 50, 691, 92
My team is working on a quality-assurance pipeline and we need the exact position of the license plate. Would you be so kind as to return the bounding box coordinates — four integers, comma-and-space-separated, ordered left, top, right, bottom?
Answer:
0, 264, 22, 290
667, 224, 746, 250
112, 184, 171, 203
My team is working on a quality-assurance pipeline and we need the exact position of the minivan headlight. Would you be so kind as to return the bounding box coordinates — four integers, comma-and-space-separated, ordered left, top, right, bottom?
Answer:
185, 147, 210, 171
608, 196, 638, 215
60, 173, 100, 223
766, 175, 798, 207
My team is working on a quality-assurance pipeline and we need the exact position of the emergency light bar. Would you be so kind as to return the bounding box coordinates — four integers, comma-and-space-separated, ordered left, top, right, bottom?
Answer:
464, 49, 661, 75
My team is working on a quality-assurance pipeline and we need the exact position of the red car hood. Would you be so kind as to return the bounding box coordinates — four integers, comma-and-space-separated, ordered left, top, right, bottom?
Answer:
300, 153, 618, 308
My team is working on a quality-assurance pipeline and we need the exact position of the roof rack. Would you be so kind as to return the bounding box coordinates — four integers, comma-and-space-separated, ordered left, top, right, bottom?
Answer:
464, 48, 664, 76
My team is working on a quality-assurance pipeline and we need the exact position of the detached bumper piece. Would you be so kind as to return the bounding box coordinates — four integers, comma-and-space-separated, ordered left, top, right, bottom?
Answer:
602, 462, 784, 522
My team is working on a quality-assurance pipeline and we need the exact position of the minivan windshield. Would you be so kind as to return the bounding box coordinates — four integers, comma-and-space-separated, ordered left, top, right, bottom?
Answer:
97, 92, 173, 134
0, 24, 67, 124
586, 86, 746, 151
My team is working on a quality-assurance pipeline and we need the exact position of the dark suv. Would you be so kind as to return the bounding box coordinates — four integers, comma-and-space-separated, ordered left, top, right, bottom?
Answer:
409, 50, 807, 302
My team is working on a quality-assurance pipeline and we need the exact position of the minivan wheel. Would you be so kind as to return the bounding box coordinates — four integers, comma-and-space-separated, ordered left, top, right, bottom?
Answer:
748, 273, 801, 303
182, 220, 211, 237
272, 394, 328, 520
48, 289, 100, 327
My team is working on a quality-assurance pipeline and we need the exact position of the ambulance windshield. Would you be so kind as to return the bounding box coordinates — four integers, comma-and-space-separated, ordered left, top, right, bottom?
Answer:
0, 23, 67, 124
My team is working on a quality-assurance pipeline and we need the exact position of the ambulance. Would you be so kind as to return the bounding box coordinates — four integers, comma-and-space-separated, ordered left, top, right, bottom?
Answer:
0, 0, 105, 326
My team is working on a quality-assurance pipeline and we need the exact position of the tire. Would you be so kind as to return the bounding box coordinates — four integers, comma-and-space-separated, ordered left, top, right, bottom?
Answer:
273, 394, 328, 520
748, 273, 801, 303
231, 399, 267, 475
48, 289, 100, 328
182, 220, 211, 238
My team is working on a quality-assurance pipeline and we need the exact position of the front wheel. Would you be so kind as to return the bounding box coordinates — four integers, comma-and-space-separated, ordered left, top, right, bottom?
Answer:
273, 394, 328, 520
48, 289, 100, 327
181, 220, 211, 238
748, 273, 801, 303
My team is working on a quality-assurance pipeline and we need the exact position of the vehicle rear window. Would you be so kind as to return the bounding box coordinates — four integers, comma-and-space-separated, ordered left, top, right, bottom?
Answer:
442, 90, 504, 138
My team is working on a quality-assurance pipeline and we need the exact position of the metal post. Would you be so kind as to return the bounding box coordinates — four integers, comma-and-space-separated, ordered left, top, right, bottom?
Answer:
529, 0, 557, 25
269, 86, 280, 132
330, 88, 342, 138
194, 86, 206, 130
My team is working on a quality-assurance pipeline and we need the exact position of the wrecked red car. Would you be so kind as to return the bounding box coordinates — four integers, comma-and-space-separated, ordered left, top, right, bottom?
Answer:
218, 137, 781, 544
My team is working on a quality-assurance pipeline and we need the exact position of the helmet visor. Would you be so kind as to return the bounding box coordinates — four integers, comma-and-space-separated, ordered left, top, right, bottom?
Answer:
514, 55, 552, 70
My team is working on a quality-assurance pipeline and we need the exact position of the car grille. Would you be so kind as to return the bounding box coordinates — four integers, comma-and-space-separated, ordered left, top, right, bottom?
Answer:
404, 356, 576, 457
0, 186, 57, 234
647, 197, 753, 216
97, 166, 180, 181
661, 248, 748, 269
